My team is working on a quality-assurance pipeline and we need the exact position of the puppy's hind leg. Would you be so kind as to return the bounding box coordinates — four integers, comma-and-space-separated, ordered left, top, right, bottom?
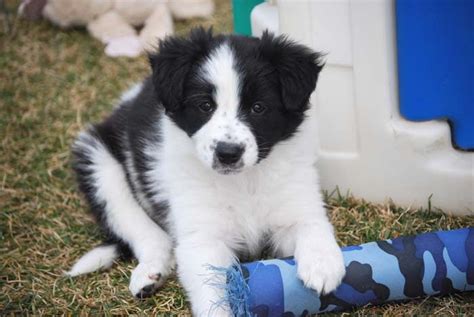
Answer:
71, 130, 174, 298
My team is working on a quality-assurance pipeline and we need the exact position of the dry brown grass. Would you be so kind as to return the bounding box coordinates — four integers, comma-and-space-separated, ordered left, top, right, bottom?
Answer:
1, 0, 473, 315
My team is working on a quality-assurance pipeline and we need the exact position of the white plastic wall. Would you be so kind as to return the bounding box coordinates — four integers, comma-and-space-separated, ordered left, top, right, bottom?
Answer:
251, 0, 473, 215
251, 2, 279, 35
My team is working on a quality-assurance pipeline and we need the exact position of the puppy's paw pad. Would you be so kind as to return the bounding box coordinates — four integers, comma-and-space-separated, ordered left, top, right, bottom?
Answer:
296, 249, 345, 295
129, 263, 166, 299
135, 280, 160, 299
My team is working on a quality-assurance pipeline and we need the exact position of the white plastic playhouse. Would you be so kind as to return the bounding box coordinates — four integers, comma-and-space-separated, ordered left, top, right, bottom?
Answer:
250, 0, 473, 215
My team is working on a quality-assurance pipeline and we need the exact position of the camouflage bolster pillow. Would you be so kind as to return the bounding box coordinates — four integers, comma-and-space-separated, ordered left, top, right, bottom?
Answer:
224, 227, 474, 317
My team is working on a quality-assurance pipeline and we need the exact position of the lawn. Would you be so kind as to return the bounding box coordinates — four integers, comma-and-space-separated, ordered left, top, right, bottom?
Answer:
1, 0, 473, 315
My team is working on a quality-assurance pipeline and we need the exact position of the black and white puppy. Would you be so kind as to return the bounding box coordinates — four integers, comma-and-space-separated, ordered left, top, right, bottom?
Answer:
67, 29, 345, 316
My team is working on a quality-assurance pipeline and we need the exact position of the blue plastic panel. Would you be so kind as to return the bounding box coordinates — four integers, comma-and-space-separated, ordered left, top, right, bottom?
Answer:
396, 0, 474, 150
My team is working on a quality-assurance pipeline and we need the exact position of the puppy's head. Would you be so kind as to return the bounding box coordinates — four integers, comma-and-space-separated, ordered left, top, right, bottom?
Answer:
150, 28, 323, 174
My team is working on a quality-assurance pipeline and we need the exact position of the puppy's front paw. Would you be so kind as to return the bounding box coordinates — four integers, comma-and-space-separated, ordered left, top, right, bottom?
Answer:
129, 262, 168, 299
295, 245, 345, 295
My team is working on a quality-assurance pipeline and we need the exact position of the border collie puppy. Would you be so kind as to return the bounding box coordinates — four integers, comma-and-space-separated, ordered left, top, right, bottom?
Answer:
67, 28, 345, 316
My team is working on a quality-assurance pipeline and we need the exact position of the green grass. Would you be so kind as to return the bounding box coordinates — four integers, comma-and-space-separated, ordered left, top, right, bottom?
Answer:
1, 0, 473, 315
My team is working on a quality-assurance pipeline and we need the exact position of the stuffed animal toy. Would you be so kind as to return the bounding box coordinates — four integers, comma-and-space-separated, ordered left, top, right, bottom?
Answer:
19, 0, 214, 57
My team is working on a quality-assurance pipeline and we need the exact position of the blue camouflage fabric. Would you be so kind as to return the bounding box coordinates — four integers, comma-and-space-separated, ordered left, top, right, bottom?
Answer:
225, 228, 474, 317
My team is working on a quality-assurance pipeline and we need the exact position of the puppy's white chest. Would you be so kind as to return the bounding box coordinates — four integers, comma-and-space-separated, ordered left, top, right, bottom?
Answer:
225, 197, 267, 257
217, 183, 270, 257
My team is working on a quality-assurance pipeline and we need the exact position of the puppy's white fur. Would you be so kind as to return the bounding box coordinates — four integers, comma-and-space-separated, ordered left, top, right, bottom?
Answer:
66, 244, 118, 276
70, 41, 344, 316
193, 44, 258, 171
72, 131, 174, 293
154, 45, 343, 315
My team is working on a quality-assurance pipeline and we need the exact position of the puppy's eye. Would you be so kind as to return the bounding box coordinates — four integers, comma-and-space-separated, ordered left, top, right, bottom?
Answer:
251, 103, 266, 114
198, 102, 214, 113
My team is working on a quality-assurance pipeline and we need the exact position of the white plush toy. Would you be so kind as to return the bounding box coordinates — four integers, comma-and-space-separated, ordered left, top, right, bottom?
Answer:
19, 0, 214, 57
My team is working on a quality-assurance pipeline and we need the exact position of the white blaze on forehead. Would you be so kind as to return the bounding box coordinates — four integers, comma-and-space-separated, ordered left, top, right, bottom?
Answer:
193, 42, 258, 171
201, 43, 241, 117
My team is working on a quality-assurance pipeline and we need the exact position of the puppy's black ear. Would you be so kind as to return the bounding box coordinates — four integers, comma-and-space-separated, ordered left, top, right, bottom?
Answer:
259, 31, 324, 112
149, 28, 214, 112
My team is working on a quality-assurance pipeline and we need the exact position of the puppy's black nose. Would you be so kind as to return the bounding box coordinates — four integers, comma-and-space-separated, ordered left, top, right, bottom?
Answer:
215, 142, 244, 165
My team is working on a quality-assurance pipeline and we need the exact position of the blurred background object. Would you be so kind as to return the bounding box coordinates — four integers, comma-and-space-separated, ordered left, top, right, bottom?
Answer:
249, 0, 473, 215
231, 0, 262, 35
17, 0, 215, 57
